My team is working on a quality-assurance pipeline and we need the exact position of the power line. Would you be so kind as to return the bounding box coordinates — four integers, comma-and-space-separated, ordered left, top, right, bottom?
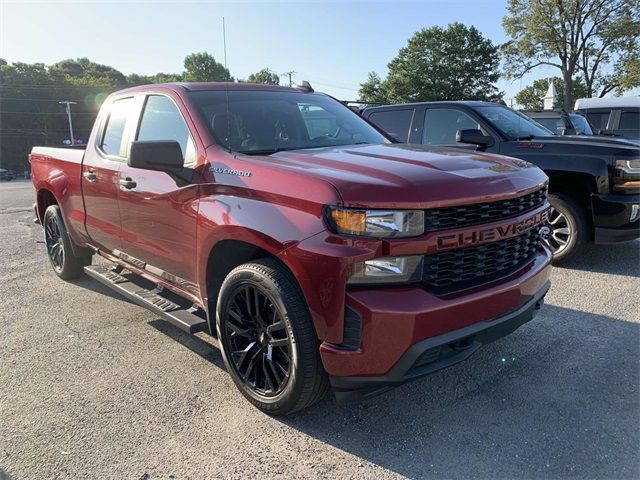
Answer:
281, 71, 296, 87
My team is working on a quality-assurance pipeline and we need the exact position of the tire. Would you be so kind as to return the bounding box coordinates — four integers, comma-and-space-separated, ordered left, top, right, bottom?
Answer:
43, 205, 92, 280
545, 193, 589, 264
216, 258, 329, 415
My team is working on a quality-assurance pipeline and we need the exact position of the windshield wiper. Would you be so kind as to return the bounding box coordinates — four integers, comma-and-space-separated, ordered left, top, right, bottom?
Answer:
514, 135, 536, 141
236, 147, 301, 156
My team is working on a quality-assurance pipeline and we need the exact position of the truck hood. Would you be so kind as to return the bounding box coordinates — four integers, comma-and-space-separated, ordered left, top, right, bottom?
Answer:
267, 143, 548, 209
513, 135, 640, 154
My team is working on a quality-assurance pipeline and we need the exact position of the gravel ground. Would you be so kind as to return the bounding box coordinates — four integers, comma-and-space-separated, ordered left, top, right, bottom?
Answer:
1, 180, 638, 480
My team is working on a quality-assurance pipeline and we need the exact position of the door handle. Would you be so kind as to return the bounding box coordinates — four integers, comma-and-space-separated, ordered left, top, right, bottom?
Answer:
119, 178, 137, 189
83, 171, 97, 182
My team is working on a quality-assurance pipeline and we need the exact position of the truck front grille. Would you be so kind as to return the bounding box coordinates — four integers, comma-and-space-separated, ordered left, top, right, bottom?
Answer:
424, 187, 547, 231
422, 226, 542, 295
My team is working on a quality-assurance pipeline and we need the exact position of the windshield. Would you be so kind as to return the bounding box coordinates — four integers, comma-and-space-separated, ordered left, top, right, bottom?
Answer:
569, 113, 594, 135
188, 90, 389, 154
475, 105, 554, 140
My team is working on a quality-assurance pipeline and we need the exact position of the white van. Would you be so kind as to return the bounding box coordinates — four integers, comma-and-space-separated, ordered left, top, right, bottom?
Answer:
574, 97, 640, 139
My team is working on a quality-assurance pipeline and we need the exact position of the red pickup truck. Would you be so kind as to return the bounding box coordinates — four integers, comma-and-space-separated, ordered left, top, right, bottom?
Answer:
30, 82, 552, 415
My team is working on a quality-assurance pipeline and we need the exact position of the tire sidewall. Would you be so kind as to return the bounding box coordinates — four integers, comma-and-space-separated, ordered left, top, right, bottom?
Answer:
548, 194, 585, 263
43, 205, 86, 279
216, 266, 303, 413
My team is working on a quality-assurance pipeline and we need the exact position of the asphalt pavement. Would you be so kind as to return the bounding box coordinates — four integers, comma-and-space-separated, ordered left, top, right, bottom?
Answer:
1, 180, 638, 479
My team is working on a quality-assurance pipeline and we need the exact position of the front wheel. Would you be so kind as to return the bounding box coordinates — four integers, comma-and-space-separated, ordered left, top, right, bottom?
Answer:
43, 205, 91, 279
216, 259, 329, 415
543, 194, 589, 264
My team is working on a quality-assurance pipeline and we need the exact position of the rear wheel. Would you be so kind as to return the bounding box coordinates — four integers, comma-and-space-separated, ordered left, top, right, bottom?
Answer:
43, 205, 91, 280
216, 259, 328, 415
544, 194, 589, 264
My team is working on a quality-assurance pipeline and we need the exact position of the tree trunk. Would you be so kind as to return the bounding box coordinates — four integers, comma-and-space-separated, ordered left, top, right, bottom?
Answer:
563, 71, 573, 111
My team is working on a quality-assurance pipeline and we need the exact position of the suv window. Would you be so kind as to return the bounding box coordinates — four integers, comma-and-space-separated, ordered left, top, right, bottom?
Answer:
534, 117, 564, 134
618, 111, 640, 137
101, 97, 134, 156
367, 109, 414, 142
423, 108, 480, 145
136, 95, 197, 164
583, 110, 610, 132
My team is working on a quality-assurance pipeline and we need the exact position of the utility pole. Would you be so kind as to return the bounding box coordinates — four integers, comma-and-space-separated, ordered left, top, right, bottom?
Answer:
222, 17, 228, 71
59, 101, 77, 145
281, 71, 296, 87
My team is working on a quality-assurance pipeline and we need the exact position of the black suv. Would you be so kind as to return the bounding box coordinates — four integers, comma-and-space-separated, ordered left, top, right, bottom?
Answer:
362, 101, 640, 262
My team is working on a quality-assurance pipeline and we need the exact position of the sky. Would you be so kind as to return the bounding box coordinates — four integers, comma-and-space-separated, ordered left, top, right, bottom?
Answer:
1, 0, 563, 102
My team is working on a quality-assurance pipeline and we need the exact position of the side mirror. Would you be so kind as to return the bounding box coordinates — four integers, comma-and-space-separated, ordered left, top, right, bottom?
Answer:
561, 128, 576, 136
128, 141, 184, 173
456, 129, 493, 147
388, 132, 403, 143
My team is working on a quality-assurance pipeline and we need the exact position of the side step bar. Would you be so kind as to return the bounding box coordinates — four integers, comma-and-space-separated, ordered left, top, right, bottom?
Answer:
84, 265, 208, 334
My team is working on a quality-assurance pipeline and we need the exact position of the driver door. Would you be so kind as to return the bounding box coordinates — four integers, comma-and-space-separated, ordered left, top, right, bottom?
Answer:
116, 93, 201, 294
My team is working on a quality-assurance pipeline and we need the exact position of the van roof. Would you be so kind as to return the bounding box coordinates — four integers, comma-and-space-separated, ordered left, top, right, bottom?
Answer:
574, 97, 640, 110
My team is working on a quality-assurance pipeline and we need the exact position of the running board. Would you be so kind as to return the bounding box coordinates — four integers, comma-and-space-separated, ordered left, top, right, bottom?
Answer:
84, 265, 208, 334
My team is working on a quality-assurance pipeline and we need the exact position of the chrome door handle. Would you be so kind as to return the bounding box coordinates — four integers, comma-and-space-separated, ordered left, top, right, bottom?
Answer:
119, 178, 137, 189
83, 171, 97, 182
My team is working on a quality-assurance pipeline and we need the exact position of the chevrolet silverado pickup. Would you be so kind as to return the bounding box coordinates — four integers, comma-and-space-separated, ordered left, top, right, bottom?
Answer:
363, 101, 640, 262
30, 83, 552, 415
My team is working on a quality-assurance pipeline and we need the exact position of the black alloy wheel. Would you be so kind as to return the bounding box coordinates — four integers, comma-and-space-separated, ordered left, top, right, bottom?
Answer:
45, 212, 65, 272
42, 205, 91, 280
222, 283, 292, 397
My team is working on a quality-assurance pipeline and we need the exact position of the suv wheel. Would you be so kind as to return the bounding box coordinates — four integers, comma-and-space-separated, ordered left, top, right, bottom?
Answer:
544, 194, 589, 264
43, 205, 91, 279
216, 259, 329, 415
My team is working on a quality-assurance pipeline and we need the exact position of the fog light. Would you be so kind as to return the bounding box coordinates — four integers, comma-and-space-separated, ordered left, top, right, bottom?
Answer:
348, 255, 423, 285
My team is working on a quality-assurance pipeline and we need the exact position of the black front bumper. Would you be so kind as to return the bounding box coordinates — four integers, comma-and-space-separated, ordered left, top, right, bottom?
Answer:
330, 281, 550, 402
592, 193, 640, 244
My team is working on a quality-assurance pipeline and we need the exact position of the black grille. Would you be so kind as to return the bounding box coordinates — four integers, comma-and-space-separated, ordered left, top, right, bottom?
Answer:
422, 226, 542, 295
425, 187, 547, 231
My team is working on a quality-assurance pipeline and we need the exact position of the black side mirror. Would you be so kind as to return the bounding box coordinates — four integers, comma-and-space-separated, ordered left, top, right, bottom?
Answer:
456, 129, 493, 147
129, 141, 184, 173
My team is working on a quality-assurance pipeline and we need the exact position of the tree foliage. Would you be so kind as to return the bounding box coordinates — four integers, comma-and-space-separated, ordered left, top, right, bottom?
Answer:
246, 68, 280, 85
183, 52, 232, 82
514, 77, 588, 109
502, 0, 640, 109
359, 23, 503, 104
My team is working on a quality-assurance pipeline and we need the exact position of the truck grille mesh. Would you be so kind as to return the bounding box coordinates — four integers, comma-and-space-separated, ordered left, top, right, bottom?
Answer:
422, 226, 542, 295
424, 187, 547, 231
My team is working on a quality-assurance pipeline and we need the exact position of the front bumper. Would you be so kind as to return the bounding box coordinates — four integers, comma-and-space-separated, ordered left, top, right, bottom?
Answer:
330, 280, 550, 402
592, 193, 640, 244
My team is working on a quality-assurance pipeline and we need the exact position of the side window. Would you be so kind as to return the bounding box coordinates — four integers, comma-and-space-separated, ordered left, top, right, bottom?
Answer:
101, 97, 134, 156
422, 108, 480, 145
367, 109, 414, 142
584, 110, 610, 131
618, 111, 640, 135
534, 117, 563, 134
136, 95, 197, 165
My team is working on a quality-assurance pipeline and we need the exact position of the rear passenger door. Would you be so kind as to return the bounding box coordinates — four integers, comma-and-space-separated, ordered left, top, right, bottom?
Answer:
82, 96, 135, 253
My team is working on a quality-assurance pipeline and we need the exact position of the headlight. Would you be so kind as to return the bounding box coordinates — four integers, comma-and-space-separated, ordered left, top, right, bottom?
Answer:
348, 255, 423, 285
614, 159, 640, 193
327, 207, 425, 238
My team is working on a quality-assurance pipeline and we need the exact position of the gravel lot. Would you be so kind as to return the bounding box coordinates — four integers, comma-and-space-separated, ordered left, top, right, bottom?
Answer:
1, 180, 638, 480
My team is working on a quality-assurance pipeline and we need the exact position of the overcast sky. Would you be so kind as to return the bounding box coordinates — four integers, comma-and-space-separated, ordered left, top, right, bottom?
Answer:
1, 0, 567, 102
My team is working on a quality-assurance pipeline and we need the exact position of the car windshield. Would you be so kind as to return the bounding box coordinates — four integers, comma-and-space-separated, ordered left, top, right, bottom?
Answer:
475, 105, 554, 140
569, 113, 594, 135
188, 89, 389, 154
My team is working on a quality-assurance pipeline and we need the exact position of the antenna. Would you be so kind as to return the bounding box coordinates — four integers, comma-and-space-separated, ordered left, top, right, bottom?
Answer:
222, 17, 231, 153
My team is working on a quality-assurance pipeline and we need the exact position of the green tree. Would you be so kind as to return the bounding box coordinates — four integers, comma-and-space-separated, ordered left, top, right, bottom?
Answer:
183, 52, 231, 82
358, 72, 388, 104
515, 77, 588, 109
246, 68, 280, 85
381, 23, 502, 103
502, 0, 639, 109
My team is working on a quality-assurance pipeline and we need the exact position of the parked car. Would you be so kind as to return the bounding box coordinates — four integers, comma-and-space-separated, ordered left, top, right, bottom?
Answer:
0, 169, 17, 181
522, 110, 594, 136
30, 83, 552, 415
574, 97, 640, 140
362, 101, 640, 262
